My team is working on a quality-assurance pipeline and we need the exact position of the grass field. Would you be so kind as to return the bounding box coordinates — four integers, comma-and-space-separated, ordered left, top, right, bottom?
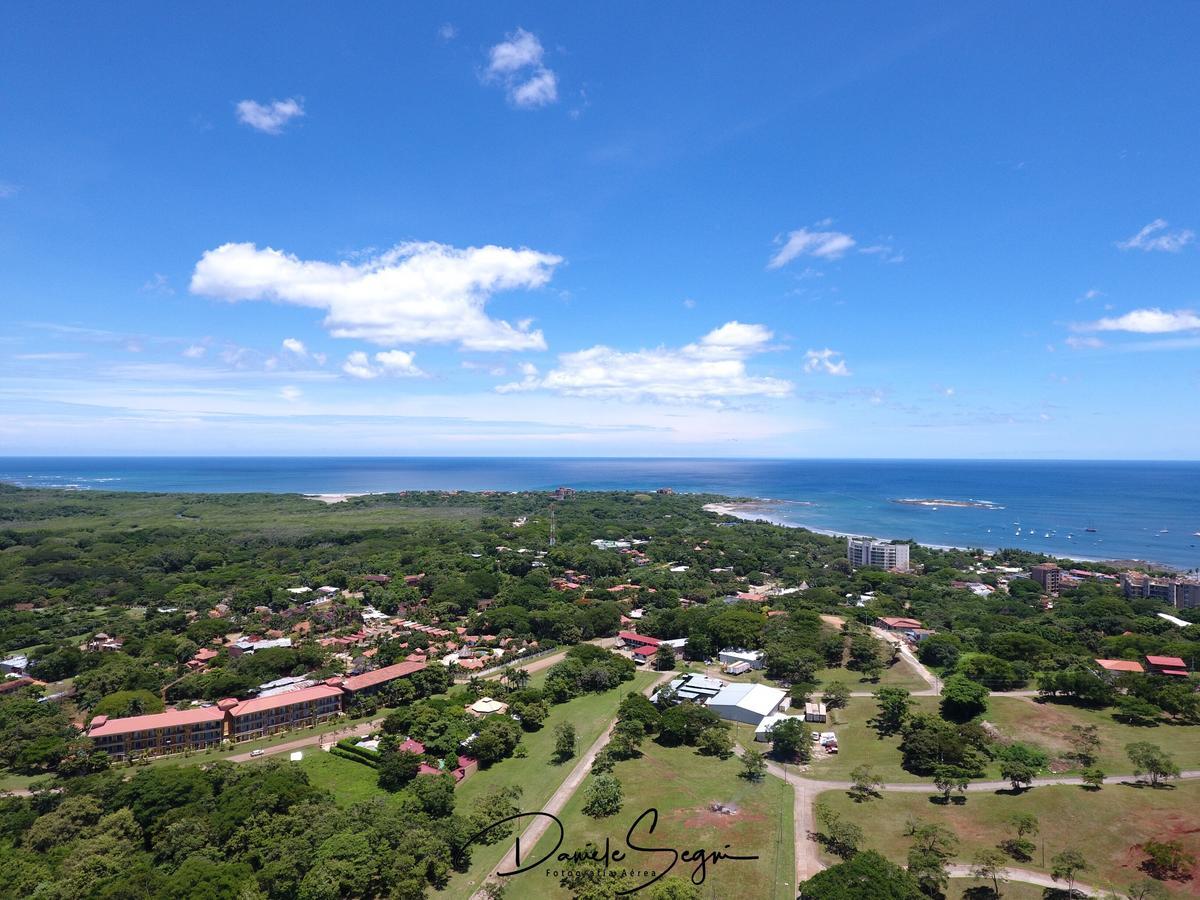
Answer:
815, 780, 1200, 897
515, 738, 796, 900
982, 696, 1200, 775
434, 670, 661, 899
797, 693, 1200, 785
294, 749, 386, 806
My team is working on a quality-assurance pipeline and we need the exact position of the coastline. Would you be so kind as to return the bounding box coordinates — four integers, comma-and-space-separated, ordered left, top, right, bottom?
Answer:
702, 500, 1157, 568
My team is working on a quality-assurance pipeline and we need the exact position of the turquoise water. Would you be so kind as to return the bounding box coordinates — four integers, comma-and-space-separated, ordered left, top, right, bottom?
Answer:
1, 457, 1198, 570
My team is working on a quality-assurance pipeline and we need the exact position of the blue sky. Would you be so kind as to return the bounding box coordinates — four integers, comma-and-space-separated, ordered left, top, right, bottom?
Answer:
2, 3, 1199, 458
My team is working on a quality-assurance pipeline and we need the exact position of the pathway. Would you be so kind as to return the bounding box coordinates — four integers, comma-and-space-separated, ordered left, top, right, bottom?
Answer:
947, 863, 1101, 897
472, 670, 674, 900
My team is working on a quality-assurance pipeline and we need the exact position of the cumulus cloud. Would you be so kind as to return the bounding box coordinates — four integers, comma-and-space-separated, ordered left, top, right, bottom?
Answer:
236, 97, 305, 134
1083, 308, 1200, 334
190, 241, 561, 351
802, 348, 851, 376
769, 224, 857, 268
485, 28, 558, 108
1116, 219, 1194, 253
282, 337, 307, 356
342, 349, 425, 379
497, 321, 791, 403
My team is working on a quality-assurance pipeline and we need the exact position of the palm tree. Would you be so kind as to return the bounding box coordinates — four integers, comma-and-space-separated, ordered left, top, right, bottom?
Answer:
509, 668, 531, 691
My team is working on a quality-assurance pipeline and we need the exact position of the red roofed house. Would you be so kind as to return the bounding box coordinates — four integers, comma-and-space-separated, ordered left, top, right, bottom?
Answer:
227, 684, 345, 741
1094, 658, 1145, 674
396, 737, 477, 782
876, 616, 923, 632
1145, 655, 1190, 677
186, 647, 220, 671
339, 660, 427, 697
87, 706, 226, 759
618, 631, 660, 651
631, 645, 657, 660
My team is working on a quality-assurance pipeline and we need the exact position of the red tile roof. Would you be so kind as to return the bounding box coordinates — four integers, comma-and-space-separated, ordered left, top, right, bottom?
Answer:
632, 645, 657, 657
1146, 655, 1187, 668
88, 706, 225, 738
618, 630, 660, 646
340, 660, 427, 692
1095, 658, 1144, 673
229, 684, 344, 717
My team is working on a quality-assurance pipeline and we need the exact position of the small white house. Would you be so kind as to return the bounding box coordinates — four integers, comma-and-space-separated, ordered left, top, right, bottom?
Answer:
724, 661, 752, 676
718, 648, 765, 670
804, 702, 828, 723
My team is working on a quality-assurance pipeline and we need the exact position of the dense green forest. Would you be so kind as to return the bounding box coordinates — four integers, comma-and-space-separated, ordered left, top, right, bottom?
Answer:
0, 484, 1196, 898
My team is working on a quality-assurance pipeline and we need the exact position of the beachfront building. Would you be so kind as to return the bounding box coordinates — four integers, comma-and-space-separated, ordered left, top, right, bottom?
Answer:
226, 683, 344, 741
847, 538, 911, 572
1030, 563, 1063, 593
1122, 572, 1200, 609
87, 707, 227, 760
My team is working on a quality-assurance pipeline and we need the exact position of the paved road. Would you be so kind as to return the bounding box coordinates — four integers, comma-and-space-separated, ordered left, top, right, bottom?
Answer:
227, 718, 382, 762
472, 670, 675, 900
457, 637, 617, 684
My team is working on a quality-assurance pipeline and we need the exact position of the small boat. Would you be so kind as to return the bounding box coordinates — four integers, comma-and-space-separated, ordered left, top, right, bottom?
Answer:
1043, 532, 1051, 538
1085, 527, 1097, 533
1158, 529, 1169, 534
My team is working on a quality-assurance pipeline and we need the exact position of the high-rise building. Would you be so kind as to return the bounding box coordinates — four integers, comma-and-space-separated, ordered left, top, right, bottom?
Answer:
1030, 563, 1063, 593
1122, 571, 1200, 609
847, 537, 911, 572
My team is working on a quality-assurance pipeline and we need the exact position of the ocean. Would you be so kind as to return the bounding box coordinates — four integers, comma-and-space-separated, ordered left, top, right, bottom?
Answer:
2, 457, 1198, 571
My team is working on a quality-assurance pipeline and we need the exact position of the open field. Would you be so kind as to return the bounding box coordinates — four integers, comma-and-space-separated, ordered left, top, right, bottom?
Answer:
294, 749, 386, 806
816, 780, 1200, 897
516, 738, 796, 900
799, 695, 942, 783
983, 696, 1200, 775
811, 654, 930, 693
434, 670, 660, 899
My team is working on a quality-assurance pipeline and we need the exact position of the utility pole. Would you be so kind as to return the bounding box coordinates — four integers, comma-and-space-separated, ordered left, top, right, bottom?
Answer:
549, 505, 556, 547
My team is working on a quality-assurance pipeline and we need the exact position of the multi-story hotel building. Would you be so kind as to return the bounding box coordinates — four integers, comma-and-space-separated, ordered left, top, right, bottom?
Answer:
87, 706, 227, 759
847, 537, 911, 572
1122, 571, 1200, 609
226, 683, 346, 742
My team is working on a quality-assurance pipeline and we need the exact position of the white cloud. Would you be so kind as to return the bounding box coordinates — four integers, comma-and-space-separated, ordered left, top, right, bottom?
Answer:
438, 23, 457, 41
769, 225, 857, 268
141, 273, 174, 295
342, 349, 426, 380
235, 97, 305, 135
282, 337, 307, 356
497, 321, 791, 403
485, 28, 559, 108
1065, 336, 1105, 350
191, 241, 561, 351
280, 385, 302, 401
1116, 219, 1194, 253
802, 348, 851, 376
182, 345, 207, 359
1084, 308, 1200, 334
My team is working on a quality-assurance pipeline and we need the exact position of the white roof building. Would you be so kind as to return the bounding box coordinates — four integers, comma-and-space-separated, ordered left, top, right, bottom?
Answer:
651, 673, 727, 704
754, 713, 804, 742
707, 683, 788, 726
718, 648, 765, 669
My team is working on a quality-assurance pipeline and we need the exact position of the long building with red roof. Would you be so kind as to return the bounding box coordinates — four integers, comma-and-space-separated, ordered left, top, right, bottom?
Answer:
340, 660, 427, 696
227, 683, 345, 741
87, 706, 227, 758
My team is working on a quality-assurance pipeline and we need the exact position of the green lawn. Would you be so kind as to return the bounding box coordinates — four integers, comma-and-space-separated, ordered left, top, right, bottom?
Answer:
517, 739, 796, 900
292, 750, 387, 806
434, 670, 661, 899
816, 780, 1200, 897
799, 696, 943, 783
981, 696, 1200, 775
811, 654, 929, 693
